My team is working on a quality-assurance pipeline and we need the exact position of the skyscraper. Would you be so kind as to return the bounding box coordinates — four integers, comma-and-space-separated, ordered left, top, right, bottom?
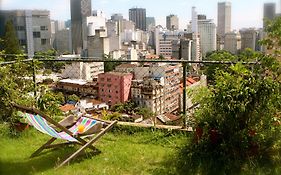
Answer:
146, 17, 155, 31
129, 8, 146, 31
70, 0, 91, 54
198, 18, 217, 56
217, 2, 231, 38
191, 7, 201, 61
166, 14, 179, 31
263, 3, 276, 27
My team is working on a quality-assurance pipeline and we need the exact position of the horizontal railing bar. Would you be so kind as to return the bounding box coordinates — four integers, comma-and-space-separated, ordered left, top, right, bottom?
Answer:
37, 59, 259, 65
0, 54, 260, 65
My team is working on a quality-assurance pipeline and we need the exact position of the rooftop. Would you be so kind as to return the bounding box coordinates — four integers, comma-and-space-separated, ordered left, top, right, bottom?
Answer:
59, 104, 76, 112
59, 79, 88, 85
116, 64, 138, 69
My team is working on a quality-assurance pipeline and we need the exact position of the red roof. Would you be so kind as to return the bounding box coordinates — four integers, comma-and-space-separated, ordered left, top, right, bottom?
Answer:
86, 99, 104, 105
60, 104, 76, 112
165, 113, 181, 121
116, 64, 138, 69
179, 77, 198, 93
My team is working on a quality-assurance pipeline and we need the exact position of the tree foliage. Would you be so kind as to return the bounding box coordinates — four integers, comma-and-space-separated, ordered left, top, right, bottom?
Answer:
177, 17, 281, 173
67, 94, 80, 103
0, 61, 34, 122
35, 49, 65, 72
37, 89, 64, 116
260, 17, 281, 58
177, 52, 281, 174
111, 101, 137, 114
1, 20, 23, 61
103, 54, 121, 72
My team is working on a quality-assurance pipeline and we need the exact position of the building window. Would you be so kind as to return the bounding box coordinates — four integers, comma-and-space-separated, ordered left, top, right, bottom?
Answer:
41, 39, 47, 45
107, 78, 111, 82
101, 78, 104, 81
33, 32, 41, 38
19, 39, 26, 45
40, 26, 48, 31
16, 26, 25, 31
116, 91, 118, 94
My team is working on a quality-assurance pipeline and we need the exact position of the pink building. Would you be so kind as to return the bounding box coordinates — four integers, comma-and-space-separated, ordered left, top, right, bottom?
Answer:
98, 72, 133, 106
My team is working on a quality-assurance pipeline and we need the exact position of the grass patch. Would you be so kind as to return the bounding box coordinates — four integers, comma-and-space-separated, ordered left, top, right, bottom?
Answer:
2, 123, 280, 175
0, 124, 188, 175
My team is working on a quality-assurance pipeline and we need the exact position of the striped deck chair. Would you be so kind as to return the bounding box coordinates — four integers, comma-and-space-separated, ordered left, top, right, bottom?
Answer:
13, 104, 117, 168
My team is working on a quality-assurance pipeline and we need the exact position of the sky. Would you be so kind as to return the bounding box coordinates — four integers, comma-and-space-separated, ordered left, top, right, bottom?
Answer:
1, 0, 280, 30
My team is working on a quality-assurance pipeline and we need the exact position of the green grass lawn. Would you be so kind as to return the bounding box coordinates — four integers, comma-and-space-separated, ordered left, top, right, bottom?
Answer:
0, 124, 188, 175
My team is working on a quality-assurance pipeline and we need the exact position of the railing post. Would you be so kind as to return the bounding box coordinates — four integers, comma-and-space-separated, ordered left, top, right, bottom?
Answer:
182, 62, 187, 128
32, 59, 37, 98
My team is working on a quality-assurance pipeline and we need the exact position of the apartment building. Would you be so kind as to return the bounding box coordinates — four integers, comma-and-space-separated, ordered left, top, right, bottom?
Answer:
98, 72, 133, 106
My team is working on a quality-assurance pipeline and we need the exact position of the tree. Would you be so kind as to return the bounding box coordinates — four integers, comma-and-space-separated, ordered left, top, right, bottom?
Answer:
103, 54, 121, 72
203, 50, 236, 83
176, 51, 281, 174
159, 55, 165, 60
111, 101, 137, 114
137, 107, 155, 125
0, 60, 34, 122
67, 94, 80, 103
37, 90, 64, 116
35, 49, 65, 72
260, 17, 281, 59
1, 20, 23, 61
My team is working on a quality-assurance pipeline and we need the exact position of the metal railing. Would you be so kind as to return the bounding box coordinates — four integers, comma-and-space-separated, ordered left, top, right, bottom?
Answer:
0, 54, 259, 128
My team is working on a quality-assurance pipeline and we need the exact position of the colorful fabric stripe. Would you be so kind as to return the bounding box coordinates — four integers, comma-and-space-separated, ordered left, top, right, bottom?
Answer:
18, 112, 100, 142
67, 117, 97, 135
18, 112, 77, 142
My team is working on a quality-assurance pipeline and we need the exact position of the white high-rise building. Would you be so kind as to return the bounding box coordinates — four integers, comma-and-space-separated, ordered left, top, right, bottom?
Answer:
87, 15, 106, 36
191, 7, 201, 61
198, 19, 217, 56
217, 2, 231, 38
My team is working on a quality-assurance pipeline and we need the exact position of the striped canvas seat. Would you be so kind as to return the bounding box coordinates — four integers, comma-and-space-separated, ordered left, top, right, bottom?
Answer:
14, 103, 117, 168
19, 112, 100, 142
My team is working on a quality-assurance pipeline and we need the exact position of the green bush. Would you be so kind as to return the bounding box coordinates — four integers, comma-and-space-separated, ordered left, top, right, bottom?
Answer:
177, 54, 281, 174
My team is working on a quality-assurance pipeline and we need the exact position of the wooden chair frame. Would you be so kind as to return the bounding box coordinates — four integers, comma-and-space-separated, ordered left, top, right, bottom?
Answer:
13, 104, 117, 168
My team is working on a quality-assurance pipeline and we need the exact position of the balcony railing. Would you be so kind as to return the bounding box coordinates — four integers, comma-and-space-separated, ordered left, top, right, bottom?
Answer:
0, 54, 258, 128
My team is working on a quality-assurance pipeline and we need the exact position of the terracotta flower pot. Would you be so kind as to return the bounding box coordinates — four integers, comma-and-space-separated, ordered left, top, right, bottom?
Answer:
195, 127, 203, 143
14, 122, 29, 132
209, 129, 219, 144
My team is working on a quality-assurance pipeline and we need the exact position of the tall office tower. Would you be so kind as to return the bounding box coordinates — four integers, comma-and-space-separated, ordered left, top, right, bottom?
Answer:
146, 17, 155, 31
198, 18, 217, 56
0, 10, 51, 57
191, 7, 201, 61
217, 2, 231, 38
192, 7, 198, 34
129, 8, 146, 31
70, 0, 92, 54
166, 14, 179, 31
263, 3, 276, 27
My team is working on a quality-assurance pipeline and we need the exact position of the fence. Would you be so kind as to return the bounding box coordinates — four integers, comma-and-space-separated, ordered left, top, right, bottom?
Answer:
0, 55, 258, 128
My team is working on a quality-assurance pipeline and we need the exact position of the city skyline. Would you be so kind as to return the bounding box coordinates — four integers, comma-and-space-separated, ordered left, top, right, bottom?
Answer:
1, 0, 281, 30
